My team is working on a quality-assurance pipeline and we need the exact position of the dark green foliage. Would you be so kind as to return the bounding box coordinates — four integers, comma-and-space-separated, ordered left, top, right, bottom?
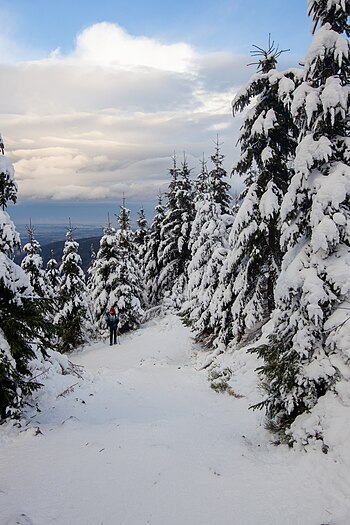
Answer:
251, 334, 331, 444
0, 252, 54, 419
252, 1, 350, 442
0, 172, 17, 210
221, 43, 299, 345
0, 281, 52, 419
208, 367, 232, 393
0, 146, 54, 420
308, 0, 350, 35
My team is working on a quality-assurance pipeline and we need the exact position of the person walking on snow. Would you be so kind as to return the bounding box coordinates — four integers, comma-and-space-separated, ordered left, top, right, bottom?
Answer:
107, 307, 119, 345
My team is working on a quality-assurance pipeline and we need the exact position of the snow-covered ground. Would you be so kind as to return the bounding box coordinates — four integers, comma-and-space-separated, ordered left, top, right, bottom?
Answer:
0, 315, 349, 525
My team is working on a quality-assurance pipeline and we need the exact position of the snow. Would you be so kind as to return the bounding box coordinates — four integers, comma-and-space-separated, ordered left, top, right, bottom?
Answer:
0, 155, 15, 181
250, 109, 277, 137
305, 23, 349, 72
0, 314, 350, 524
259, 180, 280, 219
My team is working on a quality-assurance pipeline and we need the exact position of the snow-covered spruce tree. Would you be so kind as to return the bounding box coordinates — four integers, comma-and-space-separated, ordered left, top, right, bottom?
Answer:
144, 194, 165, 307
86, 243, 97, 287
185, 157, 210, 262
56, 225, 93, 352
209, 136, 232, 216
158, 155, 195, 307
195, 154, 210, 196
0, 146, 51, 419
181, 158, 210, 322
46, 250, 61, 295
210, 41, 299, 349
186, 163, 233, 342
134, 206, 149, 250
114, 206, 144, 331
134, 206, 149, 288
254, 2, 350, 443
89, 219, 119, 329
21, 223, 51, 299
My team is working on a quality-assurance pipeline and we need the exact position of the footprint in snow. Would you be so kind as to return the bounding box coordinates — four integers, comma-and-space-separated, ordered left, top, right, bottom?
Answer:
6, 514, 33, 525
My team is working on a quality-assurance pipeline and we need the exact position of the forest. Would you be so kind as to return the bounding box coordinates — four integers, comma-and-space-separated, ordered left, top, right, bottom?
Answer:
1, 0, 350, 453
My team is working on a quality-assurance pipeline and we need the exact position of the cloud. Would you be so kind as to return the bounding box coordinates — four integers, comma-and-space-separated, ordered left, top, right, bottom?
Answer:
73, 22, 197, 74
0, 22, 248, 204
0, 62, 196, 114
197, 52, 253, 91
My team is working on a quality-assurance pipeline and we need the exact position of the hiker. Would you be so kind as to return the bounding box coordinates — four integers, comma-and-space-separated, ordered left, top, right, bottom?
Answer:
107, 307, 119, 345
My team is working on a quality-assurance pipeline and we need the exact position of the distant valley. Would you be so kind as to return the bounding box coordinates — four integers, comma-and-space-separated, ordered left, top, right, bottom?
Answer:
15, 224, 103, 273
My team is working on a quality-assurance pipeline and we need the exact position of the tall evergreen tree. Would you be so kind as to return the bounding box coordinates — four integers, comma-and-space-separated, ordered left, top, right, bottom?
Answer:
255, 2, 350, 442
209, 136, 232, 215
114, 206, 144, 331
134, 206, 149, 249
158, 155, 195, 306
21, 222, 51, 299
210, 40, 299, 348
144, 194, 165, 307
89, 218, 119, 329
187, 156, 211, 255
86, 243, 97, 287
56, 224, 92, 352
176, 155, 195, 274
46, 250, 61, 295
195, 154, 210, 197
186, 147, 233, 342
134, 206, 149, 289
183, 159, 210, 318
0, 144, 50, 419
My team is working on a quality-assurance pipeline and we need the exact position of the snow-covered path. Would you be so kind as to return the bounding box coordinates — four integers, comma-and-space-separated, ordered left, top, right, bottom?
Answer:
0, 315, 349, 525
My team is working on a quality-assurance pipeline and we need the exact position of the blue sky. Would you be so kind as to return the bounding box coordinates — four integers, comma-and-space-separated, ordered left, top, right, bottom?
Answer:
1, 0, 311, 56
0, 0, 312, 226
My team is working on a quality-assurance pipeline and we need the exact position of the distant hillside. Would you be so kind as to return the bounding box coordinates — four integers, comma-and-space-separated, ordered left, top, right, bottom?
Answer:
17, 224, 103, 247
16, 236, 101, 274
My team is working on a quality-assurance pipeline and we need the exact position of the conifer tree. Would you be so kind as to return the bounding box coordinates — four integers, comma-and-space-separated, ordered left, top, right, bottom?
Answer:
46, 250, 61, 295
134, 206, 149, 249
114, 206, 144, 331
56, 223, 92, 352
89, 217, 119, 329
87, 243, 97, 286
177, 155, 195, 274
255, 1, 350, 442
21, 222, 50, 299
195, 155, 210, 196
209, 136, 232, 216
158, 157, 181, 300
0, 143, 50, 419
186, 147, 233, 341
144, 194, 165, 307
210, 39, 299, 348
187, 156, 210, 256
158, 155, 195, 306
134, 206, 149, 287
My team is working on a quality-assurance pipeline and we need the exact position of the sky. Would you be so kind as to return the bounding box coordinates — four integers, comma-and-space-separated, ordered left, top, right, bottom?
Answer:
0, 0, 313, 226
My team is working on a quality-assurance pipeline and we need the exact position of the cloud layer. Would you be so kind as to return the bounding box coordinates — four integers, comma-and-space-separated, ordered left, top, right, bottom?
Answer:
1, 22, 252, 203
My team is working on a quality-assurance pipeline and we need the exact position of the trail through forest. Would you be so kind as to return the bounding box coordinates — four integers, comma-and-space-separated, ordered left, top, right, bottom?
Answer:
0, 315, 348, 525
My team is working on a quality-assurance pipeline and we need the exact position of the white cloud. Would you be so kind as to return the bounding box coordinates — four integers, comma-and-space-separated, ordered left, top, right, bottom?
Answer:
73, 22, 197, 74
0, 22, 248, 203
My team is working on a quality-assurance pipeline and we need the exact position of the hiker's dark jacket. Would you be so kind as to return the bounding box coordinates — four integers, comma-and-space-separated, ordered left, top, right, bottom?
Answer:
107, 313, 119, 329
